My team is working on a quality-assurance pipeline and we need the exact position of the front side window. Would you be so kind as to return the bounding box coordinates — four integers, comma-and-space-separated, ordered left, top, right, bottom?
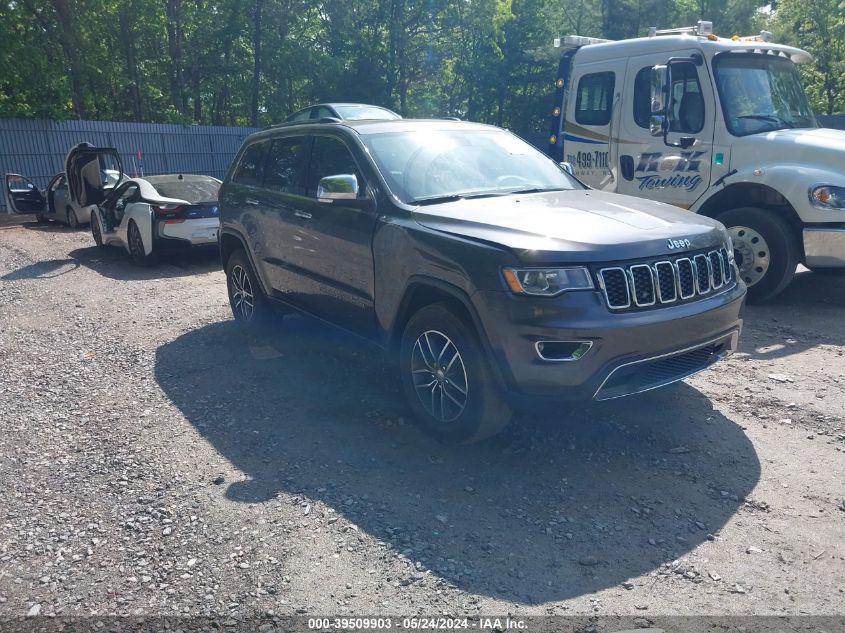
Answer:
575, 72, 615, 126
306, 136, 364, 197
264, 137, 307, 194
361, 127, 582, 204
668, 62, 705, 134
232, 141, 268, 186
714, 53, 818, 137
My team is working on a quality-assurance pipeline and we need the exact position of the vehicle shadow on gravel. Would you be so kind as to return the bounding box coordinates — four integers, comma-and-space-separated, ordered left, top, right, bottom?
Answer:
740, 268, 845, 361
155, 317, 761, 604
1, 258, 81, 280
67, 245, 221, 279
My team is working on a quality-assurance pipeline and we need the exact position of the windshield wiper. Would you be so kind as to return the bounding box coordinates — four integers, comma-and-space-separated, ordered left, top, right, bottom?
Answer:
737, 113, 796, 128
501, 187, 570, 195
410, 192, 510, 205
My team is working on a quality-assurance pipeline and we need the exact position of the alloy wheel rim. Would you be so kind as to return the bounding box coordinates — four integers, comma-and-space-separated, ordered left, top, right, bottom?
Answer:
230, 265, 255, 321
728, 225, 770, 287
410, 330, 468, 423
129, 225, 143, 256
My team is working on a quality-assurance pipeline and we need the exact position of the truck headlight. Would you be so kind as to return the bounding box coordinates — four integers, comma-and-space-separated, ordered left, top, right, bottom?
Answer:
809, 185, 845, 209
503, 267, 594, 296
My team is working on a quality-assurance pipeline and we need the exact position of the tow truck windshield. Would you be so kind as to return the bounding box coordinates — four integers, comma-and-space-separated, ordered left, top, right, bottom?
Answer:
714, 53, 818, 137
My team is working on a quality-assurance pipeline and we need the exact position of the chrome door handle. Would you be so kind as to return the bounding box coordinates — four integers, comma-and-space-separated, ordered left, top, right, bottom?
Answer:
245, 198, 260, 205
294, 210, 312, 219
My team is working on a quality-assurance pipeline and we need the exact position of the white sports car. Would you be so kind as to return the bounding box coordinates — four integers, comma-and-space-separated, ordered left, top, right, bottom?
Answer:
91, 174, 221, 265
4, 143, 125, 228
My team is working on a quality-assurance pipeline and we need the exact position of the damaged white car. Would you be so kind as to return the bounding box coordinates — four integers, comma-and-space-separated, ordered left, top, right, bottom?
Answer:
91, 174, 221, 265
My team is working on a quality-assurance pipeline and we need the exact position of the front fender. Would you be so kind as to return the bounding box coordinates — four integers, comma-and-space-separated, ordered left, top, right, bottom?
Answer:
697, 165, 845, 224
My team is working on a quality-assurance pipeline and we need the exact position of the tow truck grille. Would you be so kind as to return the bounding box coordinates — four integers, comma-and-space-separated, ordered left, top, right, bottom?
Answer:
598, 247, 734, 311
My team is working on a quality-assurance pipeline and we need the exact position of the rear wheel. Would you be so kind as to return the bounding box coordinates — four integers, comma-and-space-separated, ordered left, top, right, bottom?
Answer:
128, 221, 155, 266
66, 206, 79, 229
719, 207, 798, 303
226, 249, 271, 331
400, 302, 512, 444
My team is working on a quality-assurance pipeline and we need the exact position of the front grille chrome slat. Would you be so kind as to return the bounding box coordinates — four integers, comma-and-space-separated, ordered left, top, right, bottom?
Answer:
597, 247, 736, 312
629, 264, 656, 307
693, 254, 711, 294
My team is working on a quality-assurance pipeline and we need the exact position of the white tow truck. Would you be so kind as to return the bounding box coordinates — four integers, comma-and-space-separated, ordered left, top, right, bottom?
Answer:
547, 21, 845, 301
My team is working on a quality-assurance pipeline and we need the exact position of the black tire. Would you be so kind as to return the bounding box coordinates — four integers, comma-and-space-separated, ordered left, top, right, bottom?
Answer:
225, 249, 271, 331
399, 302, 512, 444
66, 206, 79, 229
90, 212, 105, 247
128, 221, 156, 266
35, 213, 46, 224
718, 206, 799, 303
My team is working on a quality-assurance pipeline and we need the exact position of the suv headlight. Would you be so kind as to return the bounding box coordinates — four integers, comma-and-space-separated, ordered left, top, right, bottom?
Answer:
503, 267, 594, 296
809, 185, 845, 209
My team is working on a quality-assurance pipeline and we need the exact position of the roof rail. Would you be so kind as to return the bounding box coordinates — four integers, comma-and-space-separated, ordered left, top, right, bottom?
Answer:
264, 116, 342, 130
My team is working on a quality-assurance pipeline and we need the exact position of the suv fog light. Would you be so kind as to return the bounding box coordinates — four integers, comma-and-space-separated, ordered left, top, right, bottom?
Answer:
535, 340, 593, 362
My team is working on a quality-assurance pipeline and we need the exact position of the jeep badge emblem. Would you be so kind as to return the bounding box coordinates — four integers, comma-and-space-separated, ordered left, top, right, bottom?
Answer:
667, 238, 692, 250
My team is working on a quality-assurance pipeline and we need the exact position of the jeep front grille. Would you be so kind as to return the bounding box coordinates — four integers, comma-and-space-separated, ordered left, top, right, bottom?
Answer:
598, 247, 734, 311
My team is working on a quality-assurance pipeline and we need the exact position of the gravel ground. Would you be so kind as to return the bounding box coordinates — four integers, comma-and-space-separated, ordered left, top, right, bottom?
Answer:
0, 215, 843, 621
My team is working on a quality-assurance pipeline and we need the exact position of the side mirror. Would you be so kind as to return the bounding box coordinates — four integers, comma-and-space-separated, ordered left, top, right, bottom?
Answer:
650, 65, 668, 137
559, 161, 575, 176
317, 174, 359, 201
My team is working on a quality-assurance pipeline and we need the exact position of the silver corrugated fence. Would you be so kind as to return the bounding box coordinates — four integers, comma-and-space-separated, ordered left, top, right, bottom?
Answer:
0, 118, 259, 211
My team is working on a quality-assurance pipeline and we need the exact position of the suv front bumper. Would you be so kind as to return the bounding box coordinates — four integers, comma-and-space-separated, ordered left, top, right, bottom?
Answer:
473, 282, 745, 403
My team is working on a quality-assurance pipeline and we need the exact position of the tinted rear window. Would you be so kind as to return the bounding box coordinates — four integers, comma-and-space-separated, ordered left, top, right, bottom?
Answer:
151, 179, 220, 203
232, 141, 268, 186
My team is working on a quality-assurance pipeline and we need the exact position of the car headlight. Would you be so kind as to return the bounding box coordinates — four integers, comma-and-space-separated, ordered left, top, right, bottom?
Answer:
502, 267, 594, 296
809, 185, 845, 209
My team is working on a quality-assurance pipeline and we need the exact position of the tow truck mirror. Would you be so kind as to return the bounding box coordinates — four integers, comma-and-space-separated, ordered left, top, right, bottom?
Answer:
649, 65, 668, 137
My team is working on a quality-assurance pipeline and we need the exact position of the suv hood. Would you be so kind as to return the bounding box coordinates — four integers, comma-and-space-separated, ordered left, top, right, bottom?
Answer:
731, 127, 845, 173
412, 189, 727, 264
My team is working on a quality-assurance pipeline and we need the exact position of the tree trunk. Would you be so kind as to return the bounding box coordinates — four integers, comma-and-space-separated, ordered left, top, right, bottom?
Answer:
164, 0, 187, 116
250, 0, 265, 127
119, 7, 143, 121
22, 0, 88, 118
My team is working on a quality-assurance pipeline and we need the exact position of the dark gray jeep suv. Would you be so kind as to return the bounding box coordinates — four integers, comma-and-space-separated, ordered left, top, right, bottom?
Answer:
218, 119, 745, 443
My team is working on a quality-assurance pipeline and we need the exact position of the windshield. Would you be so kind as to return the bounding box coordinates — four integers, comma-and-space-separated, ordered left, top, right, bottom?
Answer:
149, 178, 220, 203
714, 53, 818, 137
333, 105, 401, 120
361, 128, 581, 204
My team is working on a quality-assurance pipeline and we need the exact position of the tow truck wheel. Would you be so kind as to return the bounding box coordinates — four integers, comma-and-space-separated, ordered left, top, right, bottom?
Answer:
719, 207, 798, 303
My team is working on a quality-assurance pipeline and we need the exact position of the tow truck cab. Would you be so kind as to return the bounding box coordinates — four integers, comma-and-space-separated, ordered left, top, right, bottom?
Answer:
547, 22, 845, 301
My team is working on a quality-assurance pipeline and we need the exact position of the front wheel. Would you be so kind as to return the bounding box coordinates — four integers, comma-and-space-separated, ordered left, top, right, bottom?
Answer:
128, 221, 156, 266
91, 213, 104, 247
66, 206, 79, 229
719, 206, 798, 303
225, 249, 271, 332
399, 302, 512, 444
